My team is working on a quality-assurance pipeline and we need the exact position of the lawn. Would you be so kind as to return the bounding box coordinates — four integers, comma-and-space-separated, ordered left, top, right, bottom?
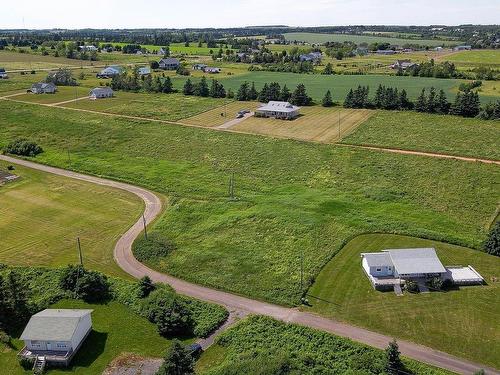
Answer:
343, 111, 500, 160
0, 161, 143, 278
0, 50, 97, 71
60, 92, 232, 122
307, 234, 500, 369
11, 86, 89, 104
0, 299, 171, 375
196, 316, 452, 375
204, 72, 469, 102
182, 101, 260, 127
283, 32, 462, 46
232, 107, 373, 143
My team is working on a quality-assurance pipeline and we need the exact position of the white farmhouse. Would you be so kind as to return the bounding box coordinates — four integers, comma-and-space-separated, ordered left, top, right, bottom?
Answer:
256, 101, 300, 120
18, 309, 93, 368
89, 87, 114, 99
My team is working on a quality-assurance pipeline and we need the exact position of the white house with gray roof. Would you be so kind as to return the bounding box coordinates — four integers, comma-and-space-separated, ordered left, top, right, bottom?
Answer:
256, 101, 300, 120
18, 309, 93, 367
158, 58, 180, 70
361, 248, 483, 291
29, 82, 56, 94
89, 87, 114, 99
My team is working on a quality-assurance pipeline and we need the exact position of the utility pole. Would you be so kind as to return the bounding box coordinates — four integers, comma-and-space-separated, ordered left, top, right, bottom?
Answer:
67, 149, 71, 164
338, 111, 341, 140
300, 248, 304, 294
228, 172, 235, 200
142, 214, 148, 240
77, 237, 83, 268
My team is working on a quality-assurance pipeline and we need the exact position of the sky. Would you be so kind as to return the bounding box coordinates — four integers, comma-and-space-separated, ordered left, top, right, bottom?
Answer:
2, 0, 499, 29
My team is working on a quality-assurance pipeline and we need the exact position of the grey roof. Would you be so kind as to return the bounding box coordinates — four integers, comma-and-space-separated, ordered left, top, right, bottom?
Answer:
362, 252, 392, 268
20, 309, 92, 342
159, 58, 180, 65
31, 82, 56, 90
89, 87, 113, 95
384, 248, 446, 275
257, 101, 300, 113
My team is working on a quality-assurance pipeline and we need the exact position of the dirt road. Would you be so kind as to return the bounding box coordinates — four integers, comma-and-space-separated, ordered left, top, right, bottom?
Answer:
2, 155, 497, 374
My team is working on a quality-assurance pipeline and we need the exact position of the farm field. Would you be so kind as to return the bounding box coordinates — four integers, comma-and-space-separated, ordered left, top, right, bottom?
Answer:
437, 49, 500, 69
307, 234, 500, 369
209, 72, 469, 102
196, 315, 452, 374
343, 111, 500, 160
10, 86, 90, 104
0, 161, 143, 278
0, 50, 98, 70
0, 299, 171, 375
182, 101, 260, 127
1, 100, 498, 309
283, 32, 463, 46
233, 107, 373, 143
61, 92, 232, 122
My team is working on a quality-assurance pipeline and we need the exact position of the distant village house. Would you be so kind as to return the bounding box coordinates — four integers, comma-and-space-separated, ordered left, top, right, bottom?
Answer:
158, 58, 180, 70
29, 82, 56, 94
391, 60, 417, 70
89, 87, 114, 99
97, 65, 124, 78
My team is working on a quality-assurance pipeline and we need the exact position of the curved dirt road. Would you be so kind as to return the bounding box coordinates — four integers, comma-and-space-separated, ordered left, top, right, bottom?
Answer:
2, 155, 498, 375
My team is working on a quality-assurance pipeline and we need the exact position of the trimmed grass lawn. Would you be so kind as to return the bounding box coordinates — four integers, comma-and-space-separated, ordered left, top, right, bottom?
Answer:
0, 72, 50, 93
0, 162, 143, 278
343, 111, 500, 160
0, 50, 96, 70
283, 32, 462, 46
307, 234, 500, 369
208, 72, 467, 102
60, 92, 232, 122
11, 86, 89, 104
182, 101, 260, 127
0, 299, 171, 375
233, 107, 373, 143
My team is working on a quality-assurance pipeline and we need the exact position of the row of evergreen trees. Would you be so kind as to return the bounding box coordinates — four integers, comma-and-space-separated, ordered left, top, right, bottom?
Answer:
111, 72, 175, 94
343, 84, 497, 119
182, 77, 226, 98
234, 81, 313, 106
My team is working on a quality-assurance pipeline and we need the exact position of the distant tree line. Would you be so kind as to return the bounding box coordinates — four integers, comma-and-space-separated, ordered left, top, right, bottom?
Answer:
233, 81, 313, 106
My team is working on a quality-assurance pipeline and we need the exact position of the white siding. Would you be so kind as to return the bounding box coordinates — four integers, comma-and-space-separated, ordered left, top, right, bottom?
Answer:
70, 314, 92, 350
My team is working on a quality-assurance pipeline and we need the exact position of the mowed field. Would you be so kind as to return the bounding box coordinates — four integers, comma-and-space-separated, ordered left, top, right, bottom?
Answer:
437, 49, 500, 69
283, 32, 462, 46
61, 92, 232, 122
0, 50, 97, 70
0, 162, 143, 277
182, 101, 260, 127
307, 234, 500, 368
233, 107, 373, 143
1, 300, 171, 375
343, 111, 500, 160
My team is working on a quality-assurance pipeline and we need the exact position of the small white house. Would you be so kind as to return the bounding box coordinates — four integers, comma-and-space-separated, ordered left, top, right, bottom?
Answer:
137, 67, 151, 75
19, 309, 93, 366
158, 58, 180, 70
97, 65, 123, 78
89, 87, 114, 99
256, 101, 300, 120
29, 82, 56, 94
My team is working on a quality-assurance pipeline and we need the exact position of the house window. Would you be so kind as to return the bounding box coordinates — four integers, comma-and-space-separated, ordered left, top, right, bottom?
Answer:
56, 343, 67, 348
376, 268, 382, 272
31, 341, 42, 348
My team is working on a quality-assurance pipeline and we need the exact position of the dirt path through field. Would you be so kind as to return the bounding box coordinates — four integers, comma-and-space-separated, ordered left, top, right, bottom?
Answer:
1, 155, 497, 375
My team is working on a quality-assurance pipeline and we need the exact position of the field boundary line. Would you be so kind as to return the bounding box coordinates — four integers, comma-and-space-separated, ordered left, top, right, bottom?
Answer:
2, 96, 499, 166
0, 154, 498, 375
339, 143, 500, 165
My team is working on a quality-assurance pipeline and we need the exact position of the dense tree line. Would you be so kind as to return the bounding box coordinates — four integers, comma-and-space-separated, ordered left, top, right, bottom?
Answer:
111, 71, 175, 94
182, 77, 226, 98
343, 84, 498, 120
234, 81, 312, 105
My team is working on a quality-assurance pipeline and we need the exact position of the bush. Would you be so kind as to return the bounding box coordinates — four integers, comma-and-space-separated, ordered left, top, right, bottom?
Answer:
404, 280, 419, 293
137, 276, 155, 298
0, 329, 11, 345
132, 233, 176, 262
19, 357, 34, 370
46, 68, 77, 86
428, 277, 443, 291
75, 271, 110, 302
484, 221, 500, 256
4, 138, 43, 157
156, 339, 194, 375
141, 289, 193, 337
6, 165, 14, 171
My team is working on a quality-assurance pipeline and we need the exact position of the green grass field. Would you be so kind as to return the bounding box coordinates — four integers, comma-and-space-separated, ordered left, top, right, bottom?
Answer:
190, 72, 475, 102
343, 111, 500, 160
0, 162, 143, 278
439, 49, 500, 69
283, 32, 462, 46
60, 92, 232, 122
307, 234, 500, 368
0, 50, 96, 70
0, 299, 171, 375
1, 101, 498, 310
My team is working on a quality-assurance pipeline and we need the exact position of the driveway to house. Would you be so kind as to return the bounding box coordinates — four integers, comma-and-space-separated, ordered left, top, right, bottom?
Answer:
216, 112, 254, 129
0, 155, 498, 375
